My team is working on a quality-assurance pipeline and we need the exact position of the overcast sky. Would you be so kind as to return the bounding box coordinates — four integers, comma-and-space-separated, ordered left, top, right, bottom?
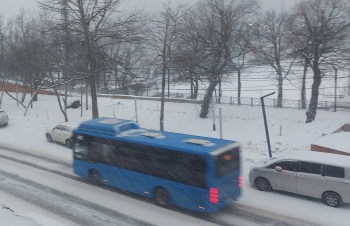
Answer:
0, 0, 299, 18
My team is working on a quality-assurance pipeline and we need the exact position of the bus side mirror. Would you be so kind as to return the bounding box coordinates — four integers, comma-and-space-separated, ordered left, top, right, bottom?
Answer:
275, 166, 282, 172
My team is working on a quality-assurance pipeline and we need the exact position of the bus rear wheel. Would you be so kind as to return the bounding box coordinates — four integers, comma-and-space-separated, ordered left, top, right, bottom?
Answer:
154, 188, 170, 208
88, 170, 100, 185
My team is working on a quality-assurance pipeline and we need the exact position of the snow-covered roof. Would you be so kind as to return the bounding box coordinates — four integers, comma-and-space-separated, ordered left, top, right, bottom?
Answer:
313, 132, 350, 154
279, 150, 350, 167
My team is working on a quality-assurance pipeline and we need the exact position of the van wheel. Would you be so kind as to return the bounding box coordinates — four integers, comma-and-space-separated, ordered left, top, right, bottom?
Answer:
88, 170, 100, 185
323, 192, 342, 207
255, 177, 272, 191
154, 188, 170, 207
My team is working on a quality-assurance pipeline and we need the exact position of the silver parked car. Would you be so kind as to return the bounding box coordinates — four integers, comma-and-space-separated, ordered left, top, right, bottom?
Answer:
249, 151, 350, 207
0, 109, 9, 126
46, 123, 77, 148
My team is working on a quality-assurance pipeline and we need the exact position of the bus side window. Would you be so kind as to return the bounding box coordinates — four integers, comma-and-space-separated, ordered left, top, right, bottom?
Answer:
190, 159, 206, 172
88, 142, 102, 162
100, 143, 115, 165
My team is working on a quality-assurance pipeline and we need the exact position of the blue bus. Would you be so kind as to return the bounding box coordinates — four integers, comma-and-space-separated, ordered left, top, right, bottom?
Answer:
72, 117, 242, 212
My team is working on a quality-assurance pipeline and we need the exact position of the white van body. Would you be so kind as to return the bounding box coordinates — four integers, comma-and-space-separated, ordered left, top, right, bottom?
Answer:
249, 151, 350, 207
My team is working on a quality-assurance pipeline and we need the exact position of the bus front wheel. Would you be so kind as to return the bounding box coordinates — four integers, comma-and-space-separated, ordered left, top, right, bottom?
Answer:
154, 187, 170, 208
88, 170, 100, 185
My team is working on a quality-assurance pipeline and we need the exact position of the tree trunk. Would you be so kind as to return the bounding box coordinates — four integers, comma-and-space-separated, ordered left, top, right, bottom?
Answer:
218, 80, 222, 104
85, 80, 89, 111
53, 88, 68, 122
89, 78, 99, 119
200, 80, 218, 118
276, 74, 283, 108
190, 78, 194, 99
160, 62, 166, 131
237, 70, 241, 105
193, 79, 199, 99
301, 62, 307, 109
306, 69, 321, 123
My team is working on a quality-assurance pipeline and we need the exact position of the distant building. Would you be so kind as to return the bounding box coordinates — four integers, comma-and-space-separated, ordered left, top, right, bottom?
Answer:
311, 124, 350, 156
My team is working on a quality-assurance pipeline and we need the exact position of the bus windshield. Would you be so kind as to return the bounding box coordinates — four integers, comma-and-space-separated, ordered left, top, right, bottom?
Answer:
215, 147, 240, 178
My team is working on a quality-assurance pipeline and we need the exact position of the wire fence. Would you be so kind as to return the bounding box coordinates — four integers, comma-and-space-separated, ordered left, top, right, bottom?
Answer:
96, 87, 350, 112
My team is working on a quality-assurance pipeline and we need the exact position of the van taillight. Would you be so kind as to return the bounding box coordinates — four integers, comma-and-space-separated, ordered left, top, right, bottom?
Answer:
210, 187, 218, 204
238, 175, 244, 188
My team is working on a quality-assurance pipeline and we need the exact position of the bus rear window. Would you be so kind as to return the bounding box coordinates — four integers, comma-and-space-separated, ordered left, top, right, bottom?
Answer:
215, 147, 240, 178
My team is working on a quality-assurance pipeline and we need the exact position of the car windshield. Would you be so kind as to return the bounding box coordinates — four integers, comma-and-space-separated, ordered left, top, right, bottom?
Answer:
264, 157, 277, 165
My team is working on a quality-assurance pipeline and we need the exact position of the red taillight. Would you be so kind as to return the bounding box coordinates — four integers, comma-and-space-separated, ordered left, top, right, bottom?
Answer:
210, 187, 218, 204
238, 175, 244, 188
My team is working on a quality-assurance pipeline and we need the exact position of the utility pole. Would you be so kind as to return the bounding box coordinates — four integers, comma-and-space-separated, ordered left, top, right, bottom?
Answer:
334, 67, 337, 112
348, 69, 350, 96
62, 0, 69, 121
261, 92, 275, 158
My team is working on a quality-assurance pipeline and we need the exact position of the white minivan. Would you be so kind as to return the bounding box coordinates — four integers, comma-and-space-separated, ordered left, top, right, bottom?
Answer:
249, 151, 350, 207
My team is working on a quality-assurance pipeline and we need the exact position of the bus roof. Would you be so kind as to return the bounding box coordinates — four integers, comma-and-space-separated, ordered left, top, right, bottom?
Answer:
74, 117, 238, 155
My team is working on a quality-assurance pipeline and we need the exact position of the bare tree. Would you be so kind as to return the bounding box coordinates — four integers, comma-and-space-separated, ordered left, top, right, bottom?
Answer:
6, 12, 53, 106
172, 5, 206, 100
229, 43, 250, 105
289, 0, 350, 122
249, 10, 296, 108
195, 0, 259, 118
148, 2, 182, 131
107, 43, 144, 90
39, 0, 145, 119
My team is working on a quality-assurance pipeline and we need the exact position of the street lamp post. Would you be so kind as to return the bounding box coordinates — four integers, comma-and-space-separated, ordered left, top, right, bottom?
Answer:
261, 92, 275, 158
333, 67, 337, 112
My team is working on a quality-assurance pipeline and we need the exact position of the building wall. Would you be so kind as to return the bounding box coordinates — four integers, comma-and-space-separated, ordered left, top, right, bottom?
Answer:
333, 124, 350, 133
311, 144, 350, 156
0, 82, 55, 95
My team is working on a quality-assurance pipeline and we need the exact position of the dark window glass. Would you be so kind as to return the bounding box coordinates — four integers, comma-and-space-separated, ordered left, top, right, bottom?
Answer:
55, 125, 62, 130
73, 142, 89, 160
300, 162, 322, 175
149, 148, 207, 188
74, 136, 207, 188
215, 147, 240, 178
267, 161, 298, 172
325, 165, 345, 178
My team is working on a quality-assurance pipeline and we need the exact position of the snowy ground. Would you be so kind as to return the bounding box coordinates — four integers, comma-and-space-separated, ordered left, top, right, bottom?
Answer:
0, 92, 349, 226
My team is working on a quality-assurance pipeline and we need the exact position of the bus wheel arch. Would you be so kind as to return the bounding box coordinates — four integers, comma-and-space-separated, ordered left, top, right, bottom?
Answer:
88, 169, 100, 185
153, 187, 170, 208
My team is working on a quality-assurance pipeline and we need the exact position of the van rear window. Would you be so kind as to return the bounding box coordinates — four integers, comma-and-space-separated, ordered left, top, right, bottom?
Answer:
325, 165, 345, 178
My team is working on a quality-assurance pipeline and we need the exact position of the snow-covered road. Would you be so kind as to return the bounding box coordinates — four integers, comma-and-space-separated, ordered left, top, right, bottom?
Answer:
0, 145, 319, 226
